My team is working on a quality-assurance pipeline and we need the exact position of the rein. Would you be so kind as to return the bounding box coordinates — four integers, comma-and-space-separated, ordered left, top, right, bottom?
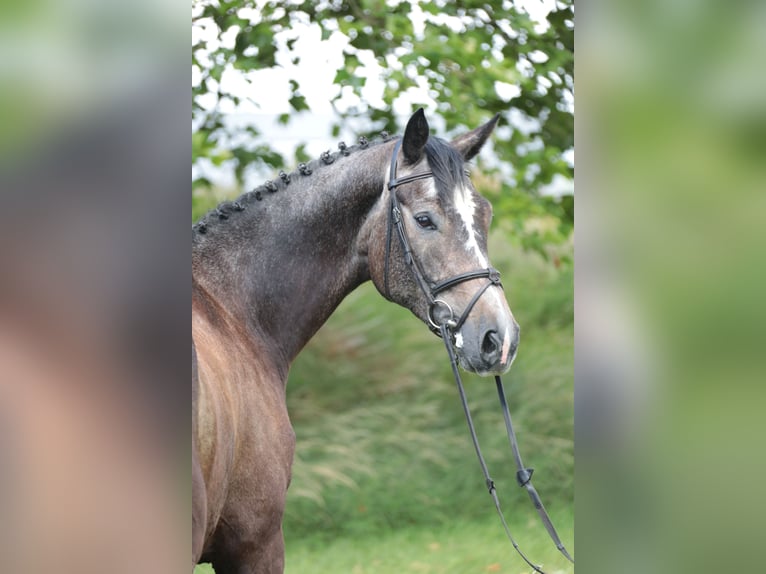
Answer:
384, 139, 574, 572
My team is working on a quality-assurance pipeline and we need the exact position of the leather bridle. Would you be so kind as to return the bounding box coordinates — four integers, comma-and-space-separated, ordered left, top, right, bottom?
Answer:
382, 138, 575, 572
383, 138, 502, 336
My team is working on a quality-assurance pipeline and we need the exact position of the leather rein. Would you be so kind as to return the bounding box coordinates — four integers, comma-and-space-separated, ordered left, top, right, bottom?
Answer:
383, 138, 574, 572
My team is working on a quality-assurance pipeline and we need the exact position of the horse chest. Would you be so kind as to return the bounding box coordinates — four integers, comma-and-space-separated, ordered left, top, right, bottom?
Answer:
196, 346, 295, 533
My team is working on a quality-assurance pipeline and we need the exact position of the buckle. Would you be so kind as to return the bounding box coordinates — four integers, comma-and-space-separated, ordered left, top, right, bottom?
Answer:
427, 299, 457, 330
516, 467, 534, 487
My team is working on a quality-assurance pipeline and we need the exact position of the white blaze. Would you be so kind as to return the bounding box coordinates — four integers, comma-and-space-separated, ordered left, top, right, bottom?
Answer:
451, 182, 512, 328
424, 178, 440, 199
453, 183, 489, 268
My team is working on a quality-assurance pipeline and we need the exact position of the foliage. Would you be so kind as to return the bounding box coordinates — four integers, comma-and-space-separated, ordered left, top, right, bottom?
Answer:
192, 0, 574, 257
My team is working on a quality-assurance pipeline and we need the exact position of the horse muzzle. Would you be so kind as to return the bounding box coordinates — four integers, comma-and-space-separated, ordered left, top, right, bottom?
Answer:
455, 318, 519, 376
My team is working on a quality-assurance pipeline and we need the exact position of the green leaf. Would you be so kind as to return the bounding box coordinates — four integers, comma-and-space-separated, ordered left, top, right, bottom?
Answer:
289, 94, 309, 112
295, 143, 310, 164
334, 68, 351, 84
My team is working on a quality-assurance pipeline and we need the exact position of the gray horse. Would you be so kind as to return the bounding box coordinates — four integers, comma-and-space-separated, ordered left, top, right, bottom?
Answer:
192, 109, 518, 573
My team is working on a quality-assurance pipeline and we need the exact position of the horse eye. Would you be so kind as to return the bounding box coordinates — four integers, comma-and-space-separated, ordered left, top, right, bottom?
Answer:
415, 214, 436, 230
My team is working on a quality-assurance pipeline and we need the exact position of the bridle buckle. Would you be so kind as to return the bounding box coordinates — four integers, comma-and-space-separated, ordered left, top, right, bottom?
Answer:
427, 299, 456, 331
391, 205, 402, 224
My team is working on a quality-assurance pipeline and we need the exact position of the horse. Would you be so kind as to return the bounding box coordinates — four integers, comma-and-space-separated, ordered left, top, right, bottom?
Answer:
192, 108, 520, 573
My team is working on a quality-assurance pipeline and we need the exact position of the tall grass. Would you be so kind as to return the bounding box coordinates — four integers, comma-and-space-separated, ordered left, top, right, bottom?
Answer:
283, 236, 573, 543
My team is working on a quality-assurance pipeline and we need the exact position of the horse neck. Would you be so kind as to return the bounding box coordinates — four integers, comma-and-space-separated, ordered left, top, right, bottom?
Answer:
192, 142, 392, 369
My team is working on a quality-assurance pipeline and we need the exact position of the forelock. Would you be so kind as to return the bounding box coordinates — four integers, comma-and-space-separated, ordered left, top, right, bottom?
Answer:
424, 137, 465, 201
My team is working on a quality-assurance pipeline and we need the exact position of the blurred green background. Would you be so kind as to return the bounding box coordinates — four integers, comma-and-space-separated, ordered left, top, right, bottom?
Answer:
576, 1, 766, 573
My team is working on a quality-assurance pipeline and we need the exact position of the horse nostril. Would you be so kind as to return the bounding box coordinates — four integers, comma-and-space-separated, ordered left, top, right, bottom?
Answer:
481, 330, 501, 361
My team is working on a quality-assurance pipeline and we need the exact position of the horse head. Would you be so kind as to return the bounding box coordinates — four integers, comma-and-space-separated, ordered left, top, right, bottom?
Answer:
368, 109, 519, 376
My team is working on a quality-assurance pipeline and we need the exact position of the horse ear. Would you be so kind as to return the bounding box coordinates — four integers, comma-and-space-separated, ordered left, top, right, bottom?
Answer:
402, 108, 429, 164
451, 113, 500, 161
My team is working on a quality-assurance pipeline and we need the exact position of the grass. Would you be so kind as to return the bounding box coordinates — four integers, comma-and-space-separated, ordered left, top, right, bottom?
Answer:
196, 512, 573, 574
284, 513, 574, 574
195, 235, 573, 572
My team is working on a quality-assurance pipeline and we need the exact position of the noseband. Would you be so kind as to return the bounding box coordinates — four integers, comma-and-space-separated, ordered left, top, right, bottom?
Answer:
383, 138, 502, 336
381, 138, 574, 572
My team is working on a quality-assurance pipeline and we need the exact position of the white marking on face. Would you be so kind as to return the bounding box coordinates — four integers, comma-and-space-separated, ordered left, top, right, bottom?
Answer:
452, 182, 511, 319
500, 326, 511, 363
424, 178, 439, 199
455, 331, 464, 349
453, 183, 489, 268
